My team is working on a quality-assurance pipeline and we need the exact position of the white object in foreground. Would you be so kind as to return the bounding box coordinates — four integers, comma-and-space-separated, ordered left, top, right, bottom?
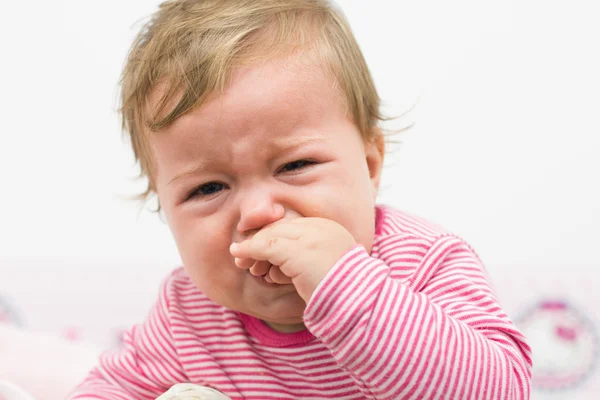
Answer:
156, 384, 232, 400
0, 380, 36, 400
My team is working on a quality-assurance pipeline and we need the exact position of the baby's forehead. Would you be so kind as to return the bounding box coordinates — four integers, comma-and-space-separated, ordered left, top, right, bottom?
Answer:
148, 56, 348, 135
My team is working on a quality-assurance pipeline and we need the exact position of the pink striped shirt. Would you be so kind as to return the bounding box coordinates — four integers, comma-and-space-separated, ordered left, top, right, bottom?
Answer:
69, 206, 532, 399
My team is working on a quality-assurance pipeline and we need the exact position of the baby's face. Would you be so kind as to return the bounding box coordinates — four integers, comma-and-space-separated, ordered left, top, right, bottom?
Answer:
151, 57, 383, 330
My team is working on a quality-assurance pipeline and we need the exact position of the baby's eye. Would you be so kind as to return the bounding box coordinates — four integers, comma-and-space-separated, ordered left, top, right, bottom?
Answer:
187, 182, 227, 200
278, 159, 317, 173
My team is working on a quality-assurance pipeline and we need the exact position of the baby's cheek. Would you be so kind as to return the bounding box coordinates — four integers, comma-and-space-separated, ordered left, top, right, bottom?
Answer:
312, 187, 374, 247
175, 218, 230, 269
194, 228, 231, 267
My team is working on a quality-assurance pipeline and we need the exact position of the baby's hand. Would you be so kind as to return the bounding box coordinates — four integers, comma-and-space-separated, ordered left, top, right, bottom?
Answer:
230, 218, 356, 302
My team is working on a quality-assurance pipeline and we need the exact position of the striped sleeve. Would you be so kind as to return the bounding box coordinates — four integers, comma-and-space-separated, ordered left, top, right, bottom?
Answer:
303, 235, 532, 400
67, 275, 187, 399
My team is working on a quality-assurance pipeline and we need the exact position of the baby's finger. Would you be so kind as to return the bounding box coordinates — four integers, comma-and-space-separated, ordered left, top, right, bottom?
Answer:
234, 257, 255, 269
249, 260, 271, 276
268, 265, 293, 284
264, 273, 275, 284
252, 220, 303, 242
231, 237, 294, 267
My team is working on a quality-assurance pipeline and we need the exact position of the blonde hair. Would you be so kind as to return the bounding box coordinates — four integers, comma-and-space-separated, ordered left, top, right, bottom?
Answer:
120, 0, 385, 200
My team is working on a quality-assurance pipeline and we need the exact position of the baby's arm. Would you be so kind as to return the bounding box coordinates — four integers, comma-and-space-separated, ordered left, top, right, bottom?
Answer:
67, 277, 186, 400
303, 234, 532, 400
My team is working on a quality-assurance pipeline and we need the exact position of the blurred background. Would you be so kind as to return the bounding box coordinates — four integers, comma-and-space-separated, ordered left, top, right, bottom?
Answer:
0, 0, 598, 398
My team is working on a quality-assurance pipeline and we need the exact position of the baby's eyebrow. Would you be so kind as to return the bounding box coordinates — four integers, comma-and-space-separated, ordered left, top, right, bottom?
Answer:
166, 136, 324, 187
268, 136, 325, 152
167, 159, 211, 186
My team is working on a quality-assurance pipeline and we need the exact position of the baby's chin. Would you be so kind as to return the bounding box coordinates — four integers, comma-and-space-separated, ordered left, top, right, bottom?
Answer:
249, 296, 306, 324
190, 269, 306, 325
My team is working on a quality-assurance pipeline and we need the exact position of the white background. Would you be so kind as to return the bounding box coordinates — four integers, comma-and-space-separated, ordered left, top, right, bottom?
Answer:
0, 0, 599, 397
1, 0, 598, 272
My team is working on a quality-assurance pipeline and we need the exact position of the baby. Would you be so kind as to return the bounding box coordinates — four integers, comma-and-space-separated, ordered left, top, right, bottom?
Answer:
69, 0, 532, 399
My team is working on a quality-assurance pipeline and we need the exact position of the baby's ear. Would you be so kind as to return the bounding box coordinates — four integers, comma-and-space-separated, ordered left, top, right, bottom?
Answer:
365, 128, 385, 198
